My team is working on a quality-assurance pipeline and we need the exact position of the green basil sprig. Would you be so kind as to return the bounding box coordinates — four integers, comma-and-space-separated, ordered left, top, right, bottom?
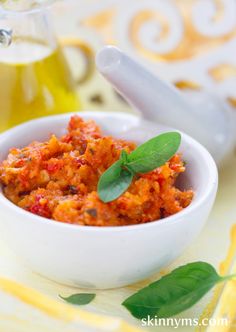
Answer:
122, 262, 235, 319
98, 132, 181, 203
59, 293, 95, 305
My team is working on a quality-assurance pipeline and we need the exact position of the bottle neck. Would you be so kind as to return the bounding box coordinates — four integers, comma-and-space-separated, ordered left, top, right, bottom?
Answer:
0, 9, 57, 62
0, 0, 56, 12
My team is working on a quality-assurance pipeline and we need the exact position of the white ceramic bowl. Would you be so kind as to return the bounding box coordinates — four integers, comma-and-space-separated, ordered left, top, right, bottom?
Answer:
0, 112, 218, 289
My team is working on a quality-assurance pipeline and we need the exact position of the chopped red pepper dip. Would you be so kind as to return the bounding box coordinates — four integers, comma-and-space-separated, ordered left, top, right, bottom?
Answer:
0, 116, 193, 226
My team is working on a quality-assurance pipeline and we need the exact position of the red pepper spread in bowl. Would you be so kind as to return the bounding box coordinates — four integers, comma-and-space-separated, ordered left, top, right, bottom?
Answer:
0, 116, 193, 226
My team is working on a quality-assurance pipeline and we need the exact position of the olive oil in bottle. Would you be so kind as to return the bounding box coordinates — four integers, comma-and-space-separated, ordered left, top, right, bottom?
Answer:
0, 40, 81, 132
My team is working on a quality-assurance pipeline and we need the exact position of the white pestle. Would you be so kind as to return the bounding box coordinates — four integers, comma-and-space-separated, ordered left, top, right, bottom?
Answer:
96, 46, 236, 164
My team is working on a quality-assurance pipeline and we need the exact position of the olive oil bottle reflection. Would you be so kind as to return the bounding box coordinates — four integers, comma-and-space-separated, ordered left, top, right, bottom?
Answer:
0, 40, 81, 132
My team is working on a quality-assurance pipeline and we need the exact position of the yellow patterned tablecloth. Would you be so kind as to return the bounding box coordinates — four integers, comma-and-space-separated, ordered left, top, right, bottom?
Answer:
0, 1, 236, 331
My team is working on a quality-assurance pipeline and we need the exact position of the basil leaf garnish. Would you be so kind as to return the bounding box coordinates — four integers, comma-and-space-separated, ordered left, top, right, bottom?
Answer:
122, 262, 235, 319
120, 150, 129, 164
98, 132, 181, 203
126, 132, 181, 174
59, 293, 95, 305
98, 160, 133, 203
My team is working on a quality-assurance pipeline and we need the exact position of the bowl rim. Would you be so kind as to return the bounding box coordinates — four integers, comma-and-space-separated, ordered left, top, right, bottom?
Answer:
0, 111, 218, 233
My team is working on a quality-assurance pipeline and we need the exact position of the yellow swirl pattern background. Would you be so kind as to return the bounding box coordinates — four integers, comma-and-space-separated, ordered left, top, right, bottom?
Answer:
63, 0, 236, 110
